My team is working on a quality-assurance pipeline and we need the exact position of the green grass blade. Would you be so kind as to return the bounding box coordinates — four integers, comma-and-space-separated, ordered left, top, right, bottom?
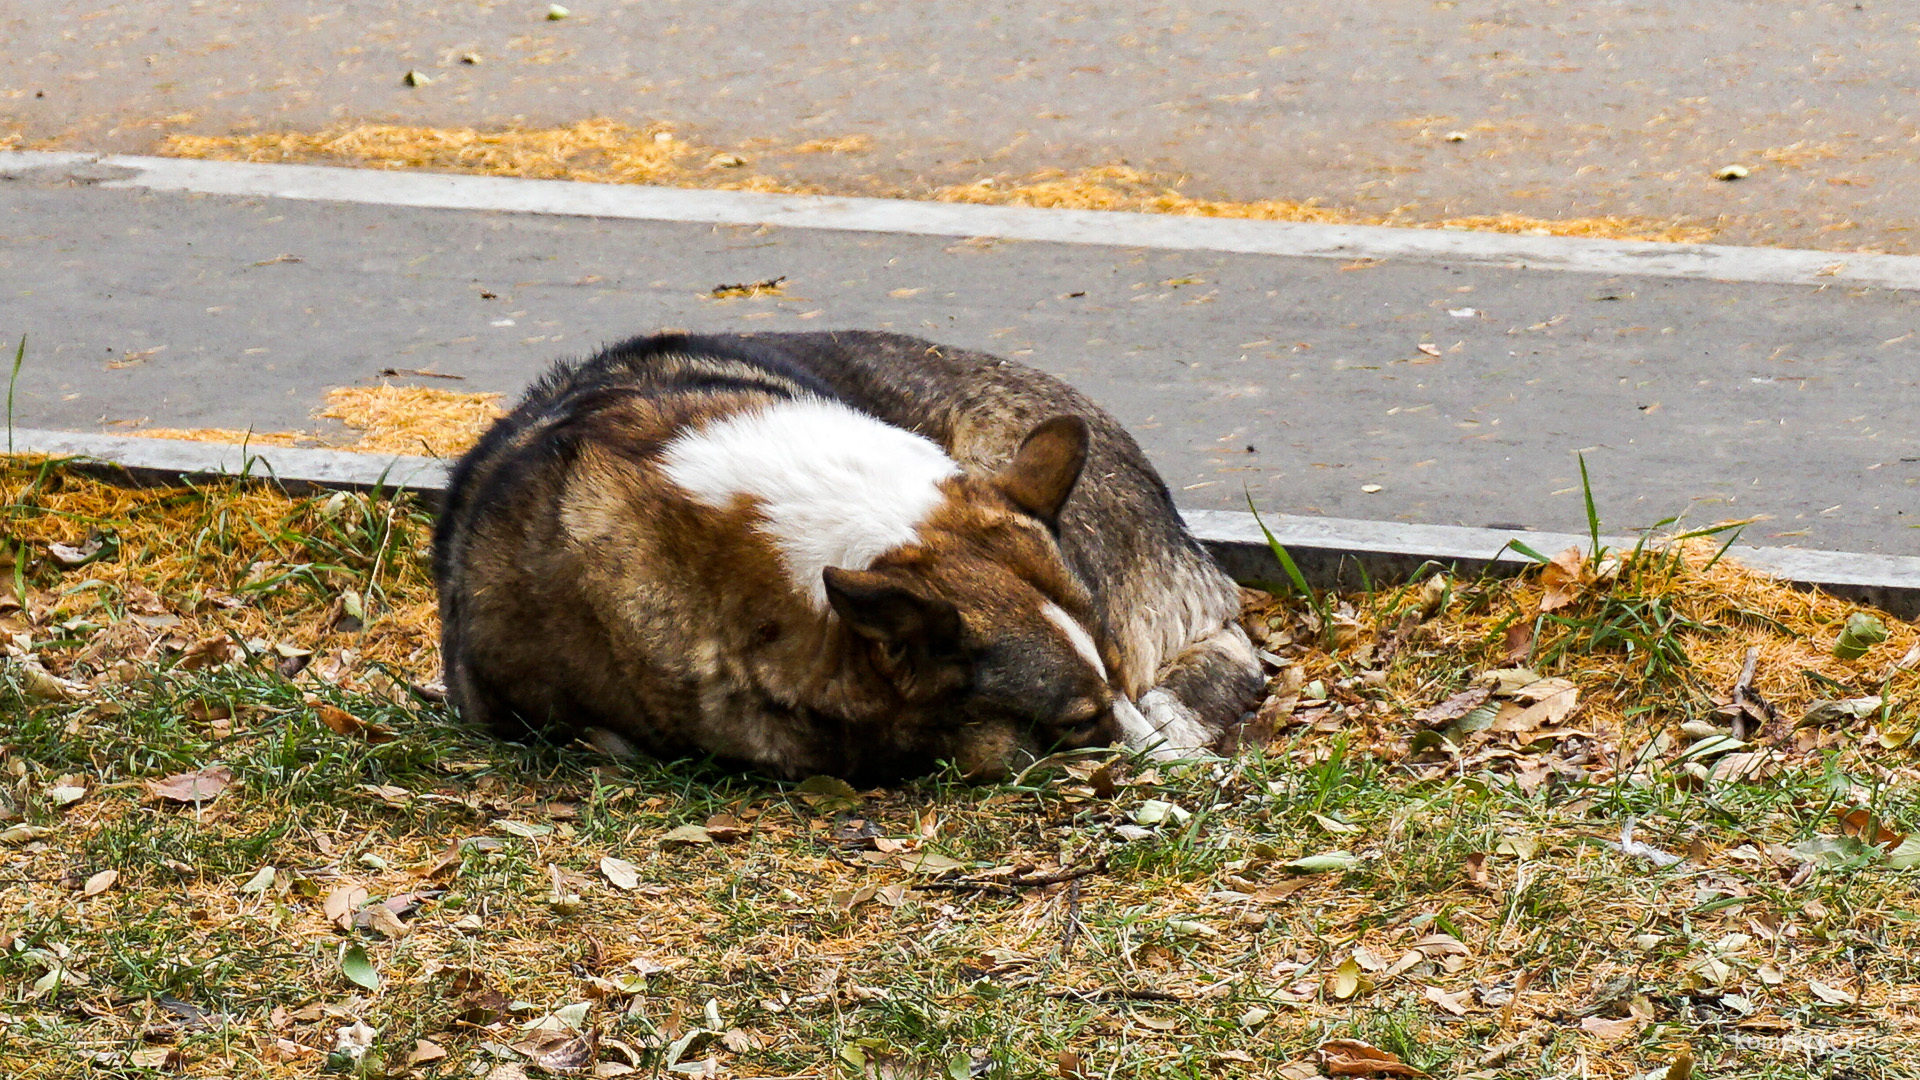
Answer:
6, 334, 24, 457
1578, 452, 1603, 559
1501, 538, 1552, 564
1246, 495, 1332, 639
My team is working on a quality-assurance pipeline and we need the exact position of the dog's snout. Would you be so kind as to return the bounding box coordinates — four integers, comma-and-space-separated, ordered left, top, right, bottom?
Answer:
1046, 696, 1117, 747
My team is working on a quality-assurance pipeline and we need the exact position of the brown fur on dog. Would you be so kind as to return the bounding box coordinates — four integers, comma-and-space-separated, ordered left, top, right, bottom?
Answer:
434, 332, 1263, 781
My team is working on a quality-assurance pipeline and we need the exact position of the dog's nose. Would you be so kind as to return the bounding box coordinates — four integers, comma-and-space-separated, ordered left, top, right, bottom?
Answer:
1047, 697, 1116, 748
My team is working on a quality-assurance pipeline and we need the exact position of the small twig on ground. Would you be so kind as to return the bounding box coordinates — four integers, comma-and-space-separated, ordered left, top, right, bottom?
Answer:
1057, 843, 1100, 960
918, 857, 1108, 897
1499, 966, 1542, 1030
1009, 859, 1106, 889
1729, 645, 1777, 741
710, 276, 787, 299
1042, 988, 1181, 1004
377, 367, 467, 380
1060, 875, 1083, 958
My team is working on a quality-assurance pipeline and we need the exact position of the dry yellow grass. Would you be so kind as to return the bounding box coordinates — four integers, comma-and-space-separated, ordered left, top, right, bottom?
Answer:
316, 385, 505, 456
165, 120, 695, 187
933, 165, 1716, 244
0, 461, 438, 681
158, 122, 1717, 245
138, 385, 504, 458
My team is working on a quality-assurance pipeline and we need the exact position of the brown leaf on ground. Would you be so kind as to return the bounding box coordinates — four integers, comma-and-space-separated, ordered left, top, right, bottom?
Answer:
174, 635, 238, 671
1423, 985, 1470, 1015
514, 1027, 598, 1071
10, 656, 85, 702
1463, 852, 1491, 890
144, 765, 234, 804
352, 891, 437, 937
1579, 1015, 1639, 1040
422, 839, 464, 879
600, 856, 642, 891
1319, 1039, 1426, 1077
1539, 547, 1588, 613
1835, 808, 1907, 850
702, 813, 749, 843
307, 696, 397, 742
1501, 619, 1535, 664
323, 885, 368, 930
1413, 686, 1491, 728
127, 1047, 184, 1070
455, 986, 512, 1028
1490, 679, 1579, 733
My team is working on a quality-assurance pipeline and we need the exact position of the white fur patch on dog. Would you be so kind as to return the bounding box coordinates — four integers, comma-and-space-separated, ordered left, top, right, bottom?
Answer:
1042, 602, 1106, 680
661, 397, 960, 608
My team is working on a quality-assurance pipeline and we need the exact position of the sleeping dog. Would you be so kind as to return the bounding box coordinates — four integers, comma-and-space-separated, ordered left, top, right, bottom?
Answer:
433, 331, 1263, 782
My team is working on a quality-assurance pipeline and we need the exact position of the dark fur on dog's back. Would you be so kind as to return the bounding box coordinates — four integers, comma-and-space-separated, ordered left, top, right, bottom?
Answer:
434, 331, 1264, 780
433, 333, 836, 583
432, 335, 838, 741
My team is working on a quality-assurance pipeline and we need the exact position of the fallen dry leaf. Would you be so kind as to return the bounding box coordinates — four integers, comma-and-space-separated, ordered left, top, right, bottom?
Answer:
1835, 808, 1907, 851
1413, 686, 1491, 728
1539, 546, 1588, 613
174, 635, 238, 671
1423, 985, 1470, 1015
313, 702, 396, 743
47, 537, 104, 565
1501, 619, 1535, 663
323, 885, 368, 930
1579, 1015, 1639, 1040
357, 904, 409, 939
1319, 1038, 1426, 1077
702, 813, 749, 843
514, 1027, 599, 1071
145, 765, 234, 804
1462, 852, 1491, 890
600, 856, 642, 891
1490, 679, 1579, 733
127, 1047, 183, 1070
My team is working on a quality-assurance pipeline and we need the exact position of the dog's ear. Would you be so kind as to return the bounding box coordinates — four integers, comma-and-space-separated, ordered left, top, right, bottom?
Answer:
997, 415, 1088, 527
822, 567, 962, 646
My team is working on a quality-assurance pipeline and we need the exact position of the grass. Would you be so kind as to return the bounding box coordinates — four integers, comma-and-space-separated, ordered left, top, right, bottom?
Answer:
2, 458, 1920, 1079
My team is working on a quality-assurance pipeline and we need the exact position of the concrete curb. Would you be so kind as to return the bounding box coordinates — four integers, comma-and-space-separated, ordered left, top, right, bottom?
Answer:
7, 429, 450, 498
7, 149, 1920, 292
11, 429, 1918, 618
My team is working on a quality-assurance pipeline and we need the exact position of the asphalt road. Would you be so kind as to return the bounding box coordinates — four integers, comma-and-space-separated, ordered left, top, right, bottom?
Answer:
4, 1, 1918, 252
3, 170, 1914, 554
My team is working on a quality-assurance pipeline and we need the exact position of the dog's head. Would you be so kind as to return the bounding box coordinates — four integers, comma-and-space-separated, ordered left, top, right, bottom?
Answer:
823, 416, 1122, 778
